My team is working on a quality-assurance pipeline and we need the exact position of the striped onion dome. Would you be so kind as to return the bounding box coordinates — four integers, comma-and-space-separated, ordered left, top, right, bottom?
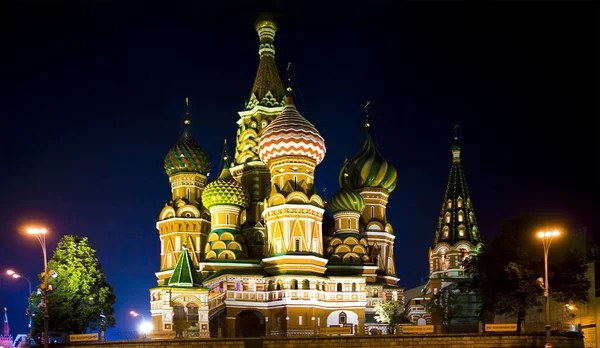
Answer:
328, 188, 366, 214
164, 124, 211, 176
258, 97, 326, 165
339, 125, 397, 192
202, 164, 250, 209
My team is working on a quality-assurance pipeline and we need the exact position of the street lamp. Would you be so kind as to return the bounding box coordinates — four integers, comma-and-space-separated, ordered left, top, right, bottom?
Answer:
537, 229, 560, 347
6, 270, 33, 335
130, 311, 152, 339
26, 226, 49, 348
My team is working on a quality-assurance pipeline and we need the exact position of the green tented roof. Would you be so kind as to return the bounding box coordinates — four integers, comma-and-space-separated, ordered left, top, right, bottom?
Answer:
167, 248, 203, 287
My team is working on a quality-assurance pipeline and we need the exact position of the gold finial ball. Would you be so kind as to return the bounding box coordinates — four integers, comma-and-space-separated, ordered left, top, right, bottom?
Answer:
255, 12, 277, 31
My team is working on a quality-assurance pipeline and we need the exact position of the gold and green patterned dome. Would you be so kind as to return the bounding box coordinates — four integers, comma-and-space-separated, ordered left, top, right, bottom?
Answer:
164, 122, 211, 176
339, 124, 397, 192
328, 188, 366, 214
202, 164, 250, 209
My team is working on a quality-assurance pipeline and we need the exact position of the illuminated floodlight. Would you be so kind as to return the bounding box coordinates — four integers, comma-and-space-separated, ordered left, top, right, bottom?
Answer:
138, 321, 153, 334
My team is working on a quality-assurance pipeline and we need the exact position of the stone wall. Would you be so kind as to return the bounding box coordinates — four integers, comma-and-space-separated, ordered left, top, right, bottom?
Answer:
56, 332, 584, 348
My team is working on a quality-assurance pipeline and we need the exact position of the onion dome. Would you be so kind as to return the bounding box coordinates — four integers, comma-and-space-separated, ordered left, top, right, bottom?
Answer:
202, 163, 250, 209
164, 100, 211, 176
328, 188, 366, 214
339, 119, 397, 192
258, 97, 326, 165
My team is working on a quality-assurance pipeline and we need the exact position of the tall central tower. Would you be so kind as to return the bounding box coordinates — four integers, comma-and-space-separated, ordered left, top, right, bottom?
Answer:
231, 13, 286, 259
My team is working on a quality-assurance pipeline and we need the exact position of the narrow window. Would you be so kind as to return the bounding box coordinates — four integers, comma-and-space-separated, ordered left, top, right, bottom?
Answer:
294, 176, 297, 190
226, 214, 230, 225
371, 206, 375, 218
347, 219, 350, 229
339, 312, 347, 324
352, 283, 357, 292
299, 316, 303, 325
447, 199, 452, 208
295, 239, 300, 252
337, 283, 343, 292
187, 188, 190, 201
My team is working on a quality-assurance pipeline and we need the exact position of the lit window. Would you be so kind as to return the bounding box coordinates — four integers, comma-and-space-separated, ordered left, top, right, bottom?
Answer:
447, 199, 452, 209
445, 213, 451, 224
458, 225, 465, 236
442, 226, 449, 238
457, 197, 463, 208
458, 210, 464, 222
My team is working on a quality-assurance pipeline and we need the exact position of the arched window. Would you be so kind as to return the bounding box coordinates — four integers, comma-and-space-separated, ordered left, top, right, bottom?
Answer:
444, 212, 451, 224
458, 210, 464, 222
372, 288, 378, 297
187, 304, 198, 322
302, 279, 310, 289
337, 283, 343, 292
173, 305, 186, 321
276, 280, 283, 290
457, 197, 463, 208
442, 225, 450, 238
458, 224, 466, 237
469, 212, 474, 224
352, 283, 357, 292
291, 279, 298, 289
268, 280, 274, 291
339, 312, 347, 324
446, 199, 452, 209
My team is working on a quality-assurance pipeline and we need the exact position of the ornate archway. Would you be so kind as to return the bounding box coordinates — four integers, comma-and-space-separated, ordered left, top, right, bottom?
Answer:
236, 310, 265, 337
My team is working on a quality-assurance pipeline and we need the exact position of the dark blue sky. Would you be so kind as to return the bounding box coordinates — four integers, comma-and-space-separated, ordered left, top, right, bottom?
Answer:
1, 1, 597, 335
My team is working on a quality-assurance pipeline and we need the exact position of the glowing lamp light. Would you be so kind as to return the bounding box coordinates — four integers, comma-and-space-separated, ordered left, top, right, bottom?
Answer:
27, 227, 47, 235
6, 270, 15, 276
130, 310, 139, 317
138, 322, 153, 334
537, 230, 560, 239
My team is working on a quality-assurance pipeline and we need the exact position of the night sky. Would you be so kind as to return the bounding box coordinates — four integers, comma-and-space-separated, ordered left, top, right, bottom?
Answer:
1, 1, 597, 335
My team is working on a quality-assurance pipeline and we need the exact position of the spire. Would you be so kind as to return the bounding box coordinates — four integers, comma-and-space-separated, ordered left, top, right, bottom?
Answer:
451, 124, 461, 162
246, 13, 285, 109
167, 245, 203, 287
434, 128, 480, 246
3, 307, 9, 337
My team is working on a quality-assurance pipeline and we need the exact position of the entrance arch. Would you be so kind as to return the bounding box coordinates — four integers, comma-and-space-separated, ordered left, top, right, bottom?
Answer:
236, 310, 265, 337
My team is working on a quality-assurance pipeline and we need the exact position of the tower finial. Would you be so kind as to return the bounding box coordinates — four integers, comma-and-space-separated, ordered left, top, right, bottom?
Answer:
285, 62, 294, 105
364, 100, 371, 128
184, 98, 191, 127
451, 124, 461, 161
222, 138, 229, 168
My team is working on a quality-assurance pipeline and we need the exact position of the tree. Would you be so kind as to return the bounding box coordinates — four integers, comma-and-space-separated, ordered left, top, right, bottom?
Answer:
29, 236, 116, 336
374, 300, 407, 333
424, 287, 463, 333
464, 216, 589, 331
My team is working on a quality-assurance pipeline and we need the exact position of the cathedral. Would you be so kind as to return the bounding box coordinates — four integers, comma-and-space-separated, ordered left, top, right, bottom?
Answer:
149, 13, 402, 337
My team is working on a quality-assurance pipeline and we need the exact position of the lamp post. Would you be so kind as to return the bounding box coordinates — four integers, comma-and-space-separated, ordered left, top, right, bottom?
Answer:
6, 270, 33, 336
537, 229, 560, 347
26, 227, 49, 348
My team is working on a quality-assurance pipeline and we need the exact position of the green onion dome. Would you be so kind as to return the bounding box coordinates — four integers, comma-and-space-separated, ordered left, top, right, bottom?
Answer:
164, 124, 211, 176
328, 188, 366, 214
202, 164, 250, 209
339, 125, 397, 192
